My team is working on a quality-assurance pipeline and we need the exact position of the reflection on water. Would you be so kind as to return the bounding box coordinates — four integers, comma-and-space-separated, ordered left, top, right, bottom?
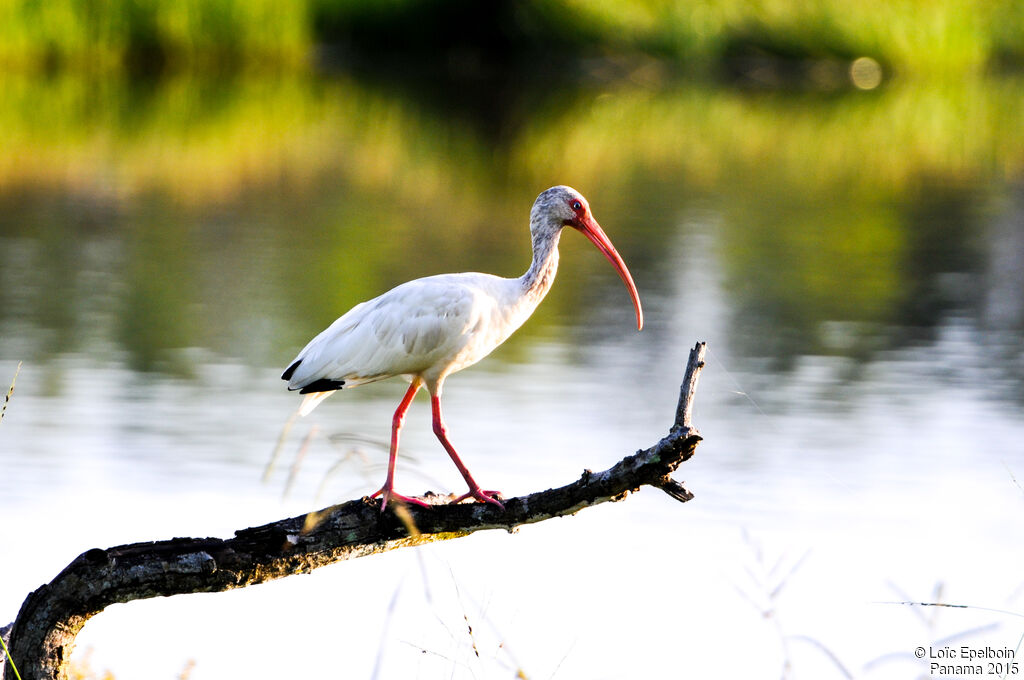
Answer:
2, 70, 1022, 380
1, 66, 1023, 679
0, 69, 1019, 376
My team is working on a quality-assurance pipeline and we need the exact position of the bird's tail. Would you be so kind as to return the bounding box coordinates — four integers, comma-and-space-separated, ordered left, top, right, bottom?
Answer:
298, 391, 335, 417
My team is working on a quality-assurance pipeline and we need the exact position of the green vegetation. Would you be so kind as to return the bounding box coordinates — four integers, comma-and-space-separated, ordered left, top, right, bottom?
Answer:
1, 65, 1021, 370
579, 0, 1024, 73
0, 0, 308, 69
1, 620, 22, 679
3, 70, 1020, 206
0, 0, 1022, 75
2, 2, 1022, 371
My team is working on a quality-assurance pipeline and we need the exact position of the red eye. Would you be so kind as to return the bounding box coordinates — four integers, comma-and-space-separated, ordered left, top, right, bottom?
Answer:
572, 200, 582, 211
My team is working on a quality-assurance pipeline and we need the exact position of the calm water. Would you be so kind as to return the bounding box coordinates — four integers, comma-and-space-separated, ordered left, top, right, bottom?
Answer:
1, 67, 1023, 679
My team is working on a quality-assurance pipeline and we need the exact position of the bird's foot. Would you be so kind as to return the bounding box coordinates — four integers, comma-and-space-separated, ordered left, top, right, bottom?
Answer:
371, 486, 432, 512
451, 487, 504, 509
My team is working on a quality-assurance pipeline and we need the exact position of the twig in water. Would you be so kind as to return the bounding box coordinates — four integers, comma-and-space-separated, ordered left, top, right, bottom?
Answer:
707, 346, 775, 429
1, 362, 22, 426
398, 641, 464, 668
264, 410, 298, 482
448, 565, 482, 664
1004, 462, 1023, 498
735, 531, 830, 680
1, 625, 24, 680
316, 437, 382, 504
547, 639, 577, 680
447, 563, 530, 676
371, 575, 407, 680
283, 424, 318, 499
875, 600, 1024, 620
866, 589, 1020, 676
177, 658, 196, 680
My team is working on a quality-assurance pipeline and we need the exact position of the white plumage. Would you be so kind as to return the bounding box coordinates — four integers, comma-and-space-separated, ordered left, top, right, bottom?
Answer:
282, 186, 642, 510
287, 273, 534, 407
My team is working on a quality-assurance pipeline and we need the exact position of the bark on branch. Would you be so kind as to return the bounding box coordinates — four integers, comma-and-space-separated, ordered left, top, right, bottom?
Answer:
3, 341, 707, 680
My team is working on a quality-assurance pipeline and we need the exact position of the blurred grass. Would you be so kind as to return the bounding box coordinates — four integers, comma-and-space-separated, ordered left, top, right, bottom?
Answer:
2, 70, 1021, 204
1, 1, 1022, 371
0, 0, 309, 69
592, 0, 1019, 73
0, 0, 1022, 75
0, 69, 500, 204
1, 64, 1022, 370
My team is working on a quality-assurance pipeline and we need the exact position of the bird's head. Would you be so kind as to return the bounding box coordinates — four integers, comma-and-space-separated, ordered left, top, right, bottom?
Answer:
531, 186, 644, 331
530, 185, 590, 235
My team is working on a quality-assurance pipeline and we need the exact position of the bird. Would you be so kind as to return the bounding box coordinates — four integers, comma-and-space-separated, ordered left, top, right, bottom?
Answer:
281, 186, 643, 510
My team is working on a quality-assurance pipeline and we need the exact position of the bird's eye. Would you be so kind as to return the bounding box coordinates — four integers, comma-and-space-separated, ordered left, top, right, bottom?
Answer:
572, 201, 582, 211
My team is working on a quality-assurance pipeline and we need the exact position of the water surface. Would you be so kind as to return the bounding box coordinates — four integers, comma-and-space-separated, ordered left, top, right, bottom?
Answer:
1, 67, 1022, 678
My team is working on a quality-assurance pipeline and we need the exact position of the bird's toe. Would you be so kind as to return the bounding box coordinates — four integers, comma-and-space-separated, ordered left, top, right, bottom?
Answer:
372, 487, 433, 512
452, 488, 504, 509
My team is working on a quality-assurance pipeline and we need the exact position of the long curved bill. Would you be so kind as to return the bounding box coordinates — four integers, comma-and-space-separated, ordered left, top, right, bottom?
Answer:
577, 216, 644, 331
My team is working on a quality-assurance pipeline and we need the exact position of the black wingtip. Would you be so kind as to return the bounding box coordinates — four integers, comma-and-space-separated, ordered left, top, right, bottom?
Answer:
298, 379, 345, 394
281, 360, 301, 381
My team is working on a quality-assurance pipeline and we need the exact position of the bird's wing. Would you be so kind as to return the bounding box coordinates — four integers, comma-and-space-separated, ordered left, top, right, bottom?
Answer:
284, 275, 489, 391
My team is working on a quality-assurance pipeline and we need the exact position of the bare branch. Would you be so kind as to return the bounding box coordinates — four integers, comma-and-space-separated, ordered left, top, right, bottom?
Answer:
4, 343, 707, 680
1, 362, 22, 426
674, 341, 706, 433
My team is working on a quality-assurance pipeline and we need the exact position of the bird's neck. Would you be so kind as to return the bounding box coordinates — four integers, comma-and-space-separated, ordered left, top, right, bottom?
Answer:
519, 228, 561, 304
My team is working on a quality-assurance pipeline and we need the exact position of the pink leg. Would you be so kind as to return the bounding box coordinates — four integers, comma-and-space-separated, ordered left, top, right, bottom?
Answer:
430, 394, 504, 508
371, 379, 430, 511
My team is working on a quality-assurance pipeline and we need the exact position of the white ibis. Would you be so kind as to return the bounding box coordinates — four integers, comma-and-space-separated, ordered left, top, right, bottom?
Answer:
282, 186, 643, 510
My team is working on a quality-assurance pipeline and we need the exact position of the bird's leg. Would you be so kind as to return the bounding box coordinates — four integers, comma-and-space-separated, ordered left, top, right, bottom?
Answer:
371, 379, 430, 511
430, 394, 504, 508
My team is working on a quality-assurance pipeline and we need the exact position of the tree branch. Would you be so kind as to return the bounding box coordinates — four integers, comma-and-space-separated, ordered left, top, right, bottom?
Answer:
3, 341, 707, 680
